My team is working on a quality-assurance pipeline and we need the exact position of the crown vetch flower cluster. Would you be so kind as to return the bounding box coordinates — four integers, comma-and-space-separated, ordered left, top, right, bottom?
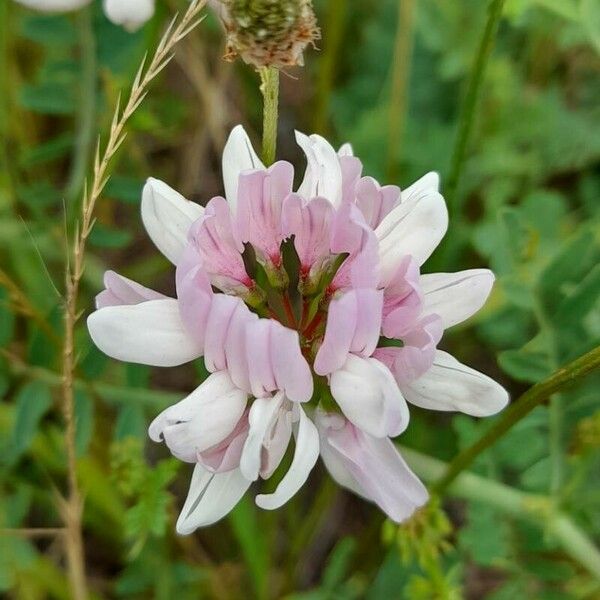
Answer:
88, 126, 508, 533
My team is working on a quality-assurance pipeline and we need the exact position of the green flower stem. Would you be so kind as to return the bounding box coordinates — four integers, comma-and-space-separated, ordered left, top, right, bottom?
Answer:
534, 293, 565, 495
433, 344, 600, 494
402, 446, 600, 579
445, 0, 505, 213
259, 66, 280, 166
386, 0, 416, 180
0, 0, 15, 204
65, 7, 96, 214
3, 350, 179, 409
313, 0, 348, 135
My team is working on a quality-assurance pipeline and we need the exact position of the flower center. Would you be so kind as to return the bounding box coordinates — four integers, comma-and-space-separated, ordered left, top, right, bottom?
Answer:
239, 237, 348, 359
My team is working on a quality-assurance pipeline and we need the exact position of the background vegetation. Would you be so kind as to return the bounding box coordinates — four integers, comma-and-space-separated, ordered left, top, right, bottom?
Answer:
0, 0, 599, 598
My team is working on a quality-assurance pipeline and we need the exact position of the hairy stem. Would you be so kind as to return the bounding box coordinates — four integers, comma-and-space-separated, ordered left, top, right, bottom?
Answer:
433, 345, 600, 493
445, 0, 505, 212
65, 7, 97, 214
259, 66, 279, 166
386, 0, 416, 180
402, 447, 600, 579
60, 3, 207, 598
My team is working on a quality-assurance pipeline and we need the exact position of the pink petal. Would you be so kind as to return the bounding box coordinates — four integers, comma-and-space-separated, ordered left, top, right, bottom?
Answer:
203, 294, 244, 373
188, 196, 251, 294
382, 255, 423, 338
330, 203, 379, 290
269, 322, 313, 403
355, 177, 400, 229
198, 412, 250, 473
314, 288, 383, 376
236, 161, 294, 265
318, 413, 428, 523
339, 155, 363, 204
224, 301, 258, 392
281, 194, 333, 277
246, 319, 277, 398
175, 250, 214, 348
374, 314, 443, 385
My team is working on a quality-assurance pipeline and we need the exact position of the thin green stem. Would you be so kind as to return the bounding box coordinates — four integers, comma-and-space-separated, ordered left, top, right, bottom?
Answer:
2, 349, 180, 408
0, 0, 16, 206
433, 344, 600, 493
386, 0, 416, 180
533, 294, 564, 495
402, 447, 600, 580
445, 0, 505, 213
65, 7, 97, 214
259, 66, 279, 166
313, 0, 347, 135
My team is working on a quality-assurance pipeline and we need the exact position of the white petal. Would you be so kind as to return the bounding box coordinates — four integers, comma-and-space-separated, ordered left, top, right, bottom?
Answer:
376, 190, 448, 283
255, 406, 319, 510
222, 125, 264, 212
319, 439, 366, 499
14, 0, 90, 10
402, 172, 440, 205
330, 355, 409, 438
402, 350, 509, 416
296, 131, 342, 207
87, 298, 201, 367
148, 371, 247, 461
176, 465, 251, 533
421, 269, 494, 329
317, 412, 427, 522
141, 178, 204, 264
338, 143, 354, 157
240, 393, 285, 481
103, 0, 154, 31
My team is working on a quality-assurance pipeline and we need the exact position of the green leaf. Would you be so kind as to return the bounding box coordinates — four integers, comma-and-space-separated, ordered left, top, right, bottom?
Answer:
104, 176, 145, 204
19, 134, 73, 167
126, 364, 151, 388
27, 305, 61, 369
10, 382, 53, 464
16, 181, 61, 209
322, 537, 357, 590
538, 228, 599, 316
19, 83, 75, 115
89, 223, 132, 249
553, 263, 600, 328
75, 390, 94, 456
498, 348, 552, 383
114, 404, 146, 441
581, 0, 600, 53
0, 288, 15, 347
20, 14, 77, 46
229, 496, 269, 600
459, 503, 509, 567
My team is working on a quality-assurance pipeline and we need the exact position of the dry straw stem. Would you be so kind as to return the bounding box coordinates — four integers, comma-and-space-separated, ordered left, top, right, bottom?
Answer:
60, 3, 207, 598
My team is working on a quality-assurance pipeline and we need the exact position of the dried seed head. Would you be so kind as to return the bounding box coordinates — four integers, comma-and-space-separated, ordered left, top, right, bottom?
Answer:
211, 0, 320, 68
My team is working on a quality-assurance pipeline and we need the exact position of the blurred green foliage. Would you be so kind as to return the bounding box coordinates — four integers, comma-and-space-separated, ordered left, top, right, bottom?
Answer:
0, 0, 599, 598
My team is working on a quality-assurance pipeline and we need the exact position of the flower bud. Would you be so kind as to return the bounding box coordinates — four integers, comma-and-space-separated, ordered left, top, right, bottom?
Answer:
211, 0, 320, 68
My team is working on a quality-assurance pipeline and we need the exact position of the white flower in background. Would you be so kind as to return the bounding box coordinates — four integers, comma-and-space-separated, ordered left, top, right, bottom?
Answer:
103, 0, 154, 32
13, 0, 155, 32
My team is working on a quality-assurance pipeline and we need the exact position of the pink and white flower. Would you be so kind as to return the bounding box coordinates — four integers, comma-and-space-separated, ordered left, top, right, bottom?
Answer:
88, 125, 508, 532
